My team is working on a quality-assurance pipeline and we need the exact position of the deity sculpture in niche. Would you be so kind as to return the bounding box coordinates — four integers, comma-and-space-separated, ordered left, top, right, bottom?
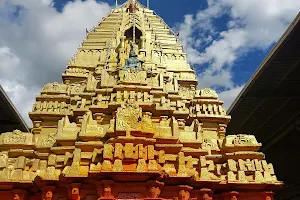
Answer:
121, 46, 144, 71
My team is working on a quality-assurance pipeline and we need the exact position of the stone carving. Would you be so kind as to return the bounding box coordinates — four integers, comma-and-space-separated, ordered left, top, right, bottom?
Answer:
149, 187, 161, 198
224, 134, 262, 150
180, 72, 196, 81
121, 46, 144, 71
0, 130, 33, 146
155, 116, 172, 138
179, 85, 195, 99
56, 116, 80, 142
202, 139, 219, 153
232, 134, 258, 146
79, 112, 105, 140
116, 104, 142, 131
141, 112, 154, 133
98, 186, 114, 199
104, 186, 113, 198
66, 68, 89, 77
0, 152, 8, 168
32, 101, 69, 114
42, 82, 68, 94
70, 50, 100, 67
69, 84, 86, 94
178, 190, 190, 200
96, 183, 115, 200
41, 132, 56, 147
3, 130, 25, 143
119, 69, 147, 83
199, 88, 218, 99
35, 132, 56, 148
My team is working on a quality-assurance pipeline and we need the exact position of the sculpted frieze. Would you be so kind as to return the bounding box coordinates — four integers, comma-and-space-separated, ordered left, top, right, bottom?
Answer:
34, 133, 56, 148
225, 135, 261, 147
179, 72, 196, 81
70, 50, 101, 67
201, 139, 220, 153
66, 67, 89, 76
42, 82, 68, 94
178, 85, 195, 99
116, 104, 142, 131
69, 84, 86, 94
0, 130, 33, 146
198, 88, 218, 99
119, 69, 147, 83
0, 152, 8, 168
193, 103, 227, 116
32, 101, 70, 114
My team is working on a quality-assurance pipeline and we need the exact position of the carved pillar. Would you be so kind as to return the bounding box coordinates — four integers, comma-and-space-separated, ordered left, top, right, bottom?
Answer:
96, 180, 115, 200
199, 189, 213, 200
218, 124, 227, 140
120, 36, 126, 49
42, 186, 56, 200
140, 36, 146, 50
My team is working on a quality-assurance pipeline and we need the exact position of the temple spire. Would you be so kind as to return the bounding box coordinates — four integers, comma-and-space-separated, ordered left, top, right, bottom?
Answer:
0, 2, 282, 199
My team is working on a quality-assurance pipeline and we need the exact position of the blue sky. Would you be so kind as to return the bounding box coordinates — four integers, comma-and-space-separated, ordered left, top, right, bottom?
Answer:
0, 0, 299, 125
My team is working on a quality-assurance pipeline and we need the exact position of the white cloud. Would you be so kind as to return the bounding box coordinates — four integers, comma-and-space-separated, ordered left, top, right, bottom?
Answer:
0, 0, 111, 126
175, 0, 300, 106
219, 85, 244, 110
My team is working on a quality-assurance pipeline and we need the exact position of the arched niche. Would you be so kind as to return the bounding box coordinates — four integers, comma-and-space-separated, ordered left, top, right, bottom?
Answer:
124, 26, 143, 46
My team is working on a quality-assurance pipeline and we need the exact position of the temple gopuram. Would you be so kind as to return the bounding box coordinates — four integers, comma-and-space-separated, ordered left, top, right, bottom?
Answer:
0, 1, 283, 200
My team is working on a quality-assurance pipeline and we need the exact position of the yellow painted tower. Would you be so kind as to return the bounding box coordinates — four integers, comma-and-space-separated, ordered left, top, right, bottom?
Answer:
0, 1, 282, 200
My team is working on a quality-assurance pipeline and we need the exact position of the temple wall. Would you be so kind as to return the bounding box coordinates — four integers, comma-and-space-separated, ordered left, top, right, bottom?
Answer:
0, 182, 275, 200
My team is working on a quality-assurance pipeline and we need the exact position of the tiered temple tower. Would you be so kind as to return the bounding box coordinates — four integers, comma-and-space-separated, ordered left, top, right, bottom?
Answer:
0, 1, 282, 200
